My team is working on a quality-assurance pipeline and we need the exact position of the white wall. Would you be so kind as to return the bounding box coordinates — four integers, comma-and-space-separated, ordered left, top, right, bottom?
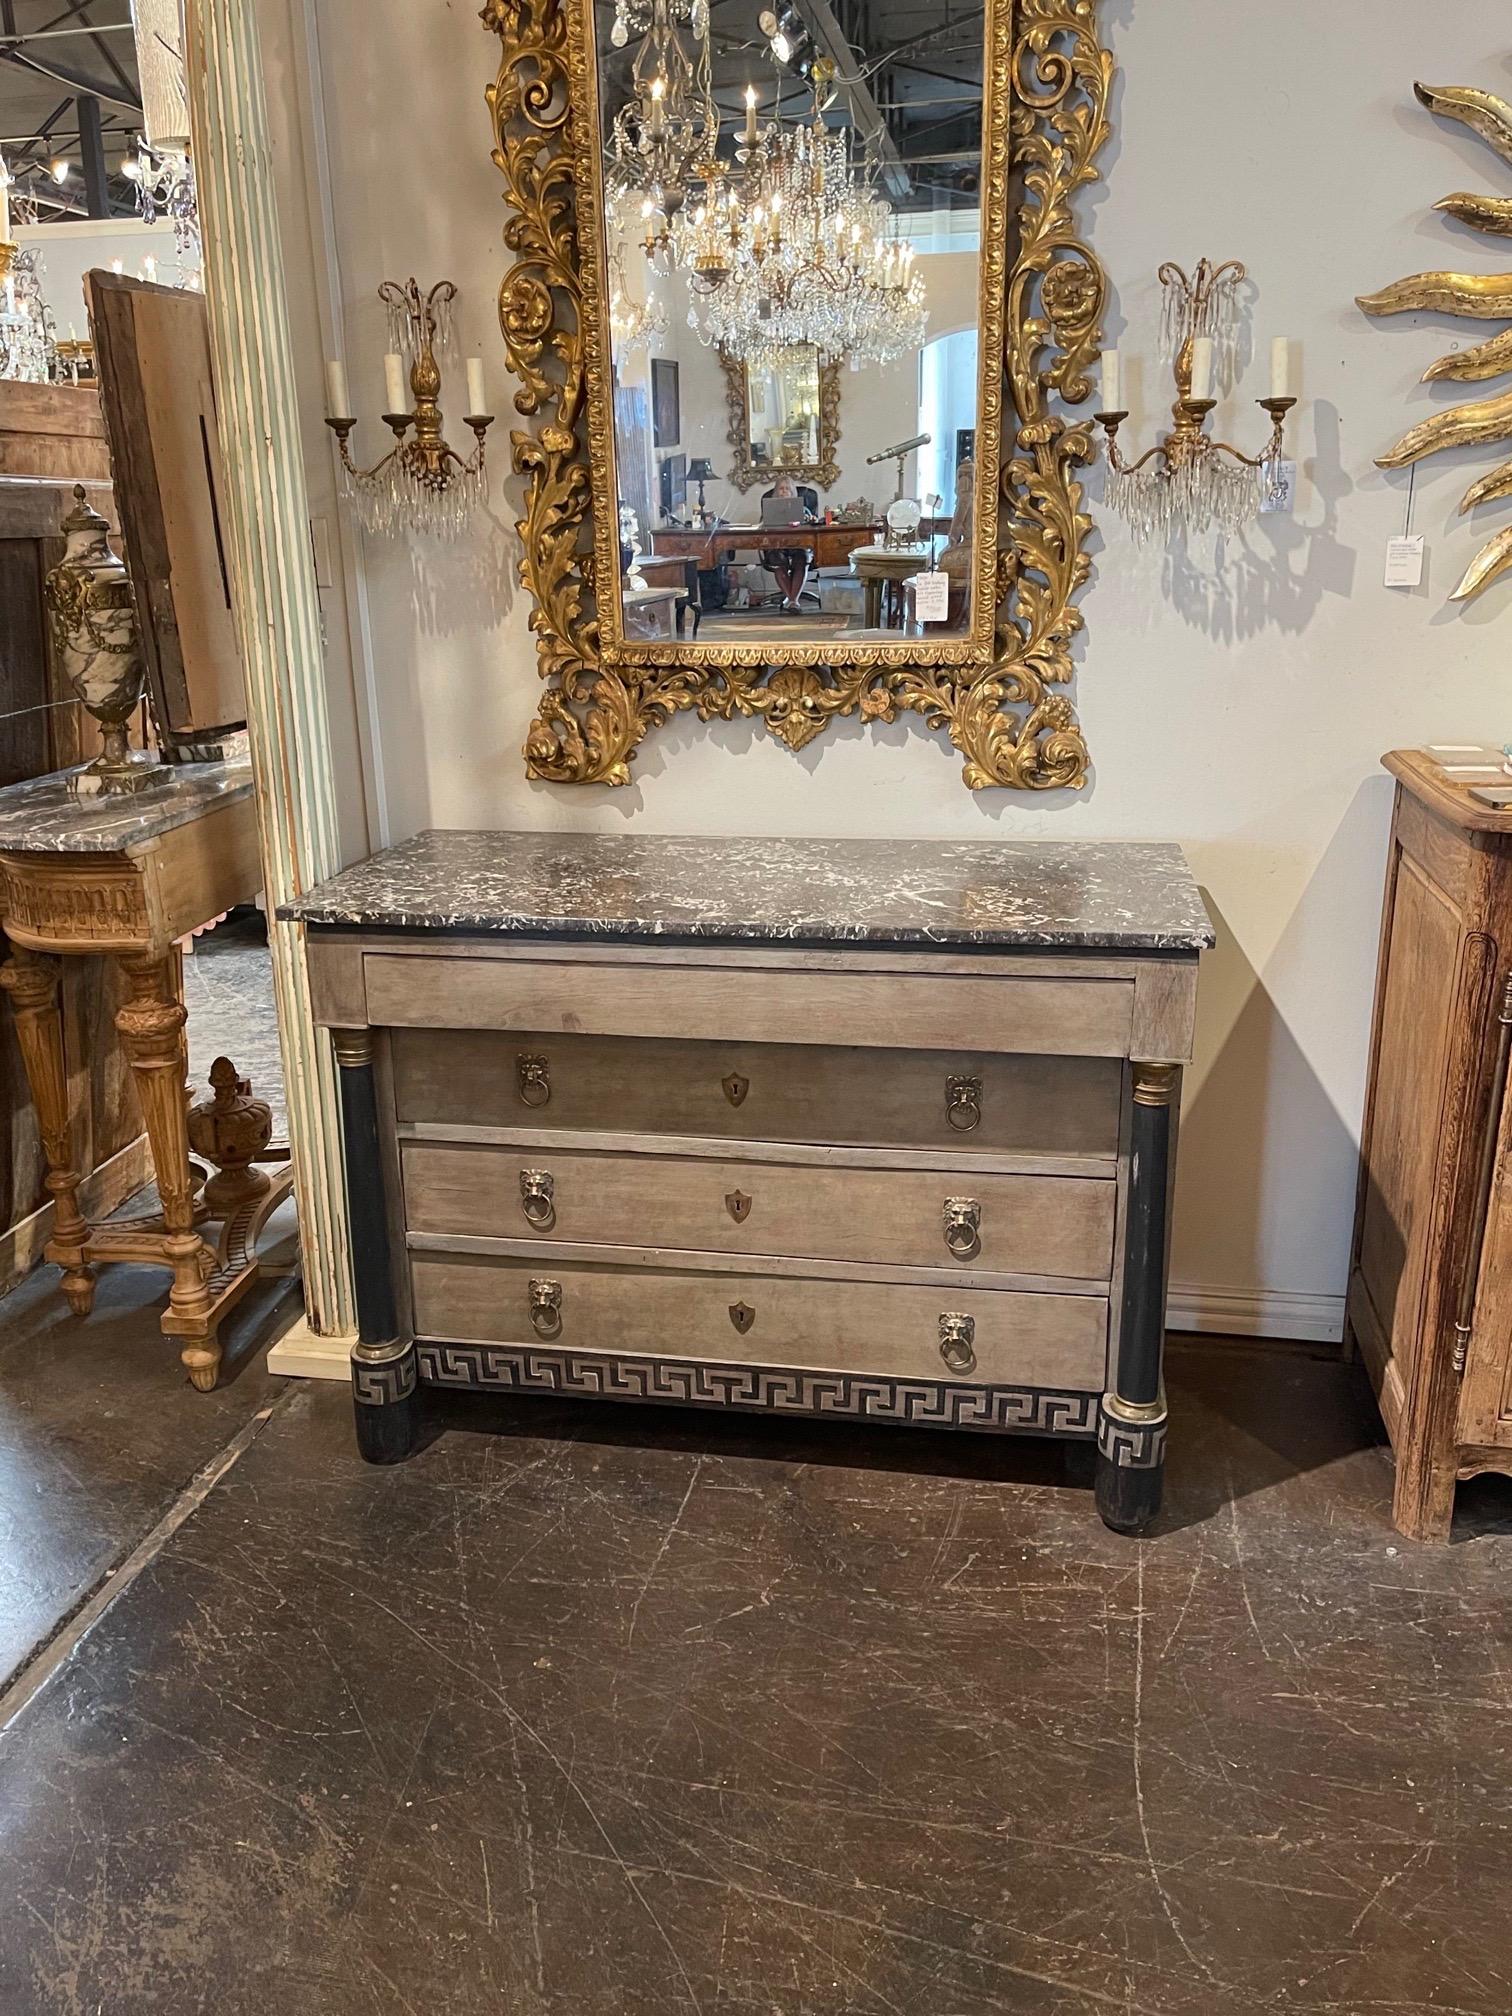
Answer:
14, 218, 182, 336
295, 0, 1512, 1335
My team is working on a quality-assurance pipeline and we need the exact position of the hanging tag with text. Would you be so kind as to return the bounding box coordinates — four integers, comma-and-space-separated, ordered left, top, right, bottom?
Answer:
1384, 535, 1425, 588
913, 571, 949, 623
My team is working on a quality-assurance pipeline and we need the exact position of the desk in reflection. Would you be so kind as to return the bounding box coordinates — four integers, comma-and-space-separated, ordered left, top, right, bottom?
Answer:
650, 524, 883, 571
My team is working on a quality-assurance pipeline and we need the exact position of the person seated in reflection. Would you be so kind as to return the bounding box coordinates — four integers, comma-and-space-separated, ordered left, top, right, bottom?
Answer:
760, 472, 820, 613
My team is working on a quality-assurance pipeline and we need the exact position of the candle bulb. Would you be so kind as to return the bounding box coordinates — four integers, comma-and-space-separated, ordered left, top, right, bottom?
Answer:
1270, 336, 1291, 400
648, 75, 665, 135
383, 351, 407, 414
466, 356, 486, 416
1100, 348, 1120, 412
326, 358, 350, 418
744, 83, 757, 145
1189, 336, 1214, 401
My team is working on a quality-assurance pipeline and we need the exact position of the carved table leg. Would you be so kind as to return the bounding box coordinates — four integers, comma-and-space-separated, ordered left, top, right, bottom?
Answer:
1097, 1061, 1179, 1535
0, 947, 95, 1315
333, 1027, 417, 1463
115, 953, 218, 1388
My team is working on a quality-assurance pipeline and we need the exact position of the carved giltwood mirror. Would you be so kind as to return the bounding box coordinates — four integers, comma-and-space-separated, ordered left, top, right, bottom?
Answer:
723, 345, 840, 492
483, 0, 1111, 789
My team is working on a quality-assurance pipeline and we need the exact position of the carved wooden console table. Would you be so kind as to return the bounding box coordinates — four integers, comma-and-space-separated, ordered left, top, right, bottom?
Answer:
288, 833, 1212, 1533
0, 761, 291, 1388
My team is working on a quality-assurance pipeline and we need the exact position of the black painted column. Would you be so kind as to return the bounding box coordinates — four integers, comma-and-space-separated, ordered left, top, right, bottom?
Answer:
1097, 1061, 1179, 1533
332, 1028, 417, 1463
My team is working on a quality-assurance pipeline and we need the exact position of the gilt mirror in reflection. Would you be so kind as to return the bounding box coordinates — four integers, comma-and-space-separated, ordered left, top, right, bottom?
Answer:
595, 0, 986, 648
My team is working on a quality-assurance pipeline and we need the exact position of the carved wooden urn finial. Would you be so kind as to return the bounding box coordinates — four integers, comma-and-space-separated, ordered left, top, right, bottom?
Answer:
187, 1056, 273, 1216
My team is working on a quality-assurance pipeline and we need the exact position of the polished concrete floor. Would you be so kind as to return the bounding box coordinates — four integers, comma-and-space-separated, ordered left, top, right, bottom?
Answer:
1, 1316, 1510, 2014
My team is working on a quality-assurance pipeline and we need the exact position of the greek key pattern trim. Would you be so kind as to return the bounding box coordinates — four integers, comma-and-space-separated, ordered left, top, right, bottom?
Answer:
352, 1347, 417, 1408
1097, 1409, 1168, 1471
415, 1342, 1097, 1437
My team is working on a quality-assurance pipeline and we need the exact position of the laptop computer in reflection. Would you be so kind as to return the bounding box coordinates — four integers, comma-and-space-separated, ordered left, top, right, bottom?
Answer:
760, 496, 805, 528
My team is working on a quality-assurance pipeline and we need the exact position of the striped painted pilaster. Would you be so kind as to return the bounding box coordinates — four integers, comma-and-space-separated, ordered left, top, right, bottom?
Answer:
184, 0, 355, 1338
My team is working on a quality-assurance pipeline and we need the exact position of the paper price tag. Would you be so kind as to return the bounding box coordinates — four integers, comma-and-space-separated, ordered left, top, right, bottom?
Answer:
913, 570, 949, 623
1384, 534, 1425, 588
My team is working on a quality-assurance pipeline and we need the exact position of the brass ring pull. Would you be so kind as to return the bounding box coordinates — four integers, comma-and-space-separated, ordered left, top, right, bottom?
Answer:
945, 1074, 982, 1133
520, 1169, 555, 1229
943, 1197, 981, 1260
517, 1053, 551, 1108
939, 1312, 976, 1376
529, 1276, 562, 1338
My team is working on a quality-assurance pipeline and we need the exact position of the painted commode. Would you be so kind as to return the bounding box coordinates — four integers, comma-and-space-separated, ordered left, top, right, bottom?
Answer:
286, 831, 1213, 1533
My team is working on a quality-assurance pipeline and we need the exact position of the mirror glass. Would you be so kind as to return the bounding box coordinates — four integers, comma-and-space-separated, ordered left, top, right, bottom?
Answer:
596, 0, 985, 646
744, 344, 821, 474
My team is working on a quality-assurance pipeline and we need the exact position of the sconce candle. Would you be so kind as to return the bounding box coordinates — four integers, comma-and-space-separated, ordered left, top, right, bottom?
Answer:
1270, 337, 1291, 400
1189, 336, 1214, 401
466, 356, 486, 416
744, 84, 758, 144
383, 351, 407, 414
1099, 348, 1120, 414
325, 358, 351, 419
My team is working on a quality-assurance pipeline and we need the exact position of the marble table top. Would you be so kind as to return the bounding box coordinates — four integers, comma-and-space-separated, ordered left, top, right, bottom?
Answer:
285, 830, 1214, 954
0, 759, 254, 855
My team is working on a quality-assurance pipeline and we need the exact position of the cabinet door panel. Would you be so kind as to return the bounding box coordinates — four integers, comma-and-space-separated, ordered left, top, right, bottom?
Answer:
1458, 1081, 1512, 1446
1356, 855, 1460, 1397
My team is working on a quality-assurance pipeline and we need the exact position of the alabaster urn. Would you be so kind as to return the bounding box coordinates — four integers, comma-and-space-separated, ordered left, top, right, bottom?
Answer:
44, 484, 164, 796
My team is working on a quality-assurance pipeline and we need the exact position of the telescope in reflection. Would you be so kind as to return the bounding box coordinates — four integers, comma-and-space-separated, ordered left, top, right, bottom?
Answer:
868, 433, 931, 500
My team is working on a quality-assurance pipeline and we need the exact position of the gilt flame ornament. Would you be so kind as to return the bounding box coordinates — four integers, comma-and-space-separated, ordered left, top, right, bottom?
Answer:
1358, 82, 1512, 603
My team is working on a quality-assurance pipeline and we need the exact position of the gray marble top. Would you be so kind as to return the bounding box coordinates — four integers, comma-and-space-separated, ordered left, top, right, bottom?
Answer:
0, 759, 253, 854
284, 831, 1214, 953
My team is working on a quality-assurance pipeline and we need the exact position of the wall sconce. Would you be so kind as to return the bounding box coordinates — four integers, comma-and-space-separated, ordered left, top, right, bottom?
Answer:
1095, 258, 1295, 543
324, 278, 494, 539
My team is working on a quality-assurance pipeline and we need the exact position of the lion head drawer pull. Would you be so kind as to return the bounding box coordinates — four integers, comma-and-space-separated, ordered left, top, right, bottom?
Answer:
529, 1276, 563, 1337
943, 1197, 981, 1260
520, 1169, 556, 1228
938, 1312, 977, 1376
945, 1074, 982, 1133
517, 1053, 551, 1108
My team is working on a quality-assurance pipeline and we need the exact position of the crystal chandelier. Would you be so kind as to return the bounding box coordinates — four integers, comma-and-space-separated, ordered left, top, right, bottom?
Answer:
0, 244, 58, 384
134, 143, 202, 290
670, 68, 926, 371
605, 0, 719, 213
604, 187, 668, 354
608, 250, 668, 353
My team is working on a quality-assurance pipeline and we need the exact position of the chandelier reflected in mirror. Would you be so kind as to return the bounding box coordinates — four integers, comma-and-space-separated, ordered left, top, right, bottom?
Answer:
606, 15, 926, 375
605, 0, 720, 208
670, 67, 926, 371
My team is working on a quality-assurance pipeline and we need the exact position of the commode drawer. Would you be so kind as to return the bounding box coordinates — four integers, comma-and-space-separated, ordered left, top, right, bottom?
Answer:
364, 952, 1134, 1057
391, 1028, 1122, 1165
402, 1141, 1116, 1282
410, 1252, 1108, 1391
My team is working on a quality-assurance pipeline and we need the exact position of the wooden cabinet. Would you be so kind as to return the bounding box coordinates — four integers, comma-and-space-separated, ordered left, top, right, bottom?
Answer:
1348, 750, 1512, 1538
290, 832, 1212, 1534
